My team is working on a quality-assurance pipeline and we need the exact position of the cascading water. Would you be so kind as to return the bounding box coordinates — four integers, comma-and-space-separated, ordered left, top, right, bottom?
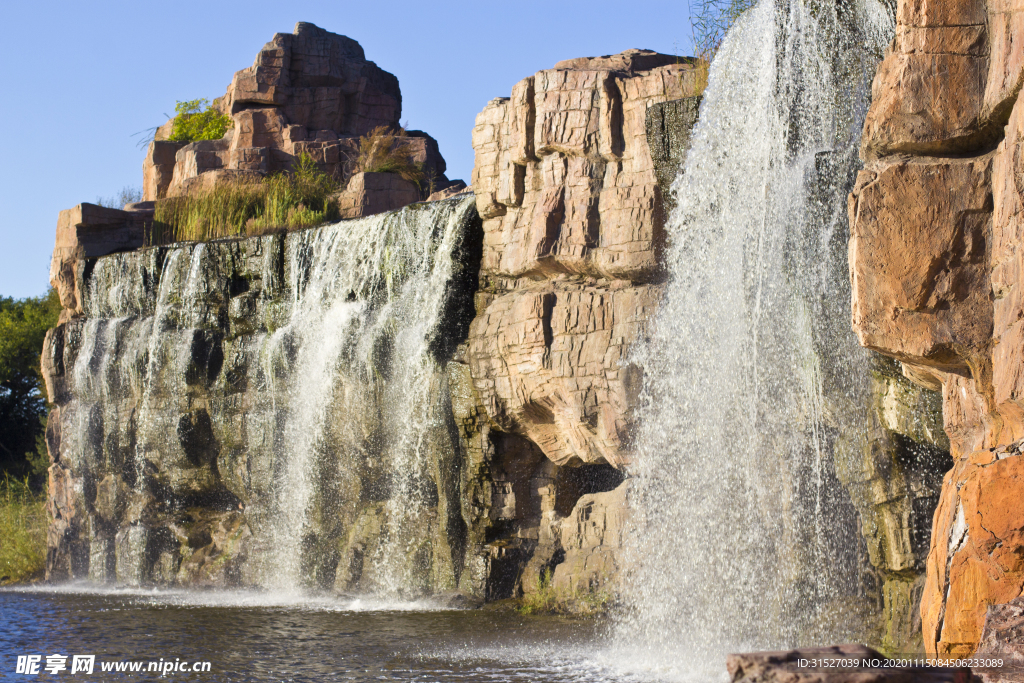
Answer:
64, 196, 478, 596
614, 0, 893, 676
261, 198, 473, 594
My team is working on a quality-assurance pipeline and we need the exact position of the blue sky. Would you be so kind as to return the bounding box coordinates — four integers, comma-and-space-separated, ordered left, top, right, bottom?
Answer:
0, 0, 694, 299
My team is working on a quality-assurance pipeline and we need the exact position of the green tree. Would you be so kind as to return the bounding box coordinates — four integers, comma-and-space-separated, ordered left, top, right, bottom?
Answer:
168, 98, 233, 143
0, 289, 60, 486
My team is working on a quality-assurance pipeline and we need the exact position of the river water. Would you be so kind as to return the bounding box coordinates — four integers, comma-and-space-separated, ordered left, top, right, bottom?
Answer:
0, 588, 679, 682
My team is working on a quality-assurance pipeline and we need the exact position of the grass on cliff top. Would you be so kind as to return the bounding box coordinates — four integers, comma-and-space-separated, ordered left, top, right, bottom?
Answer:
150, 153, 340, 244
688, 0, 757, 94
0, 474, 47, 585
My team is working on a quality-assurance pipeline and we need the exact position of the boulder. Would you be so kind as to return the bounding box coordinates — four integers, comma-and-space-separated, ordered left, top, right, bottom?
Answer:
551, 480, 628, 595
427, 181, 469, 202
336, 171, 421, 219
142, 140, 185, 201
222, 22, 400, 136
848, 154, 994, 380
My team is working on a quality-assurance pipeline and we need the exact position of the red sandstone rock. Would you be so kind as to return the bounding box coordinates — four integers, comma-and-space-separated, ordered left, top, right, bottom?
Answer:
849, 155, 993, 377
336, 172, 421, 219
139, 22, 447, 217
142, 140, 184, 201
922, 443, 1024, 656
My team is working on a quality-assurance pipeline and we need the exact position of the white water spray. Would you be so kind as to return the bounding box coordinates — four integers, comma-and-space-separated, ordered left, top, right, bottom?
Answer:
615, 0, 892, 677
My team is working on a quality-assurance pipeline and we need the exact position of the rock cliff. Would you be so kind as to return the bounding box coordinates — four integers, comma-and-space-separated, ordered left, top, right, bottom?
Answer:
43, 43, 703, 604
43, 198, 484, 592
849, 0, 1024, 656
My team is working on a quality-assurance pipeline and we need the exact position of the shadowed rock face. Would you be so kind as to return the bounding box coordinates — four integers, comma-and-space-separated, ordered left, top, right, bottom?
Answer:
849, 0, 1024, 656
975, 595, 1024, 682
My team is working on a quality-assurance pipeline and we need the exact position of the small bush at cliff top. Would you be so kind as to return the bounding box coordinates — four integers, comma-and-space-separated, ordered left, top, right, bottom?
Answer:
169, 98, 233, 143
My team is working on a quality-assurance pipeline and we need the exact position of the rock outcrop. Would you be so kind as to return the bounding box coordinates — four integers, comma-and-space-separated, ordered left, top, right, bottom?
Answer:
142, 23, 458, 217
849, 0, 1024, 656
48, 204, 150, 323
463, 50, 703, 599
43, 198, 484, 591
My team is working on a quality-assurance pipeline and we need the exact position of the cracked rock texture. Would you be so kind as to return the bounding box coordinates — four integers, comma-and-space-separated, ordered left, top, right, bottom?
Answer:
975, 596, 1024, 682
849, 0, 1024, 656
44, 44, 703, 606
468, 50, 701, 469
463, 51, 703, 602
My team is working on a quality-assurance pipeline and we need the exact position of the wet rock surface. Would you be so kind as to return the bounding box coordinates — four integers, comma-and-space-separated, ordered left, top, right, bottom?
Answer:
43, 198, 484, 593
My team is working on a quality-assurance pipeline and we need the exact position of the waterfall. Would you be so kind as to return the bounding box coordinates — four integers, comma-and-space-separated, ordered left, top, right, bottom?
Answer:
615, 0, 893, 676
64, 196, 478, 595
261, 198, 473, 594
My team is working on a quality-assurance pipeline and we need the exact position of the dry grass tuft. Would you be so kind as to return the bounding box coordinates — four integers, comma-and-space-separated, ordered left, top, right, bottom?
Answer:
150, 153, 340, 244
353, 126, 424, 184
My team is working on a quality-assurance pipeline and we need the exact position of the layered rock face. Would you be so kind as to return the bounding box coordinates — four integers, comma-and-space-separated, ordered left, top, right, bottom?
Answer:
849, 0, 1024, 655
143, 23, 457, 215
463, 51, 702, 597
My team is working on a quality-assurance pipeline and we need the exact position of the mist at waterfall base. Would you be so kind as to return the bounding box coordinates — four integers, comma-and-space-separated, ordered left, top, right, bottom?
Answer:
3, 1, 896, 681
